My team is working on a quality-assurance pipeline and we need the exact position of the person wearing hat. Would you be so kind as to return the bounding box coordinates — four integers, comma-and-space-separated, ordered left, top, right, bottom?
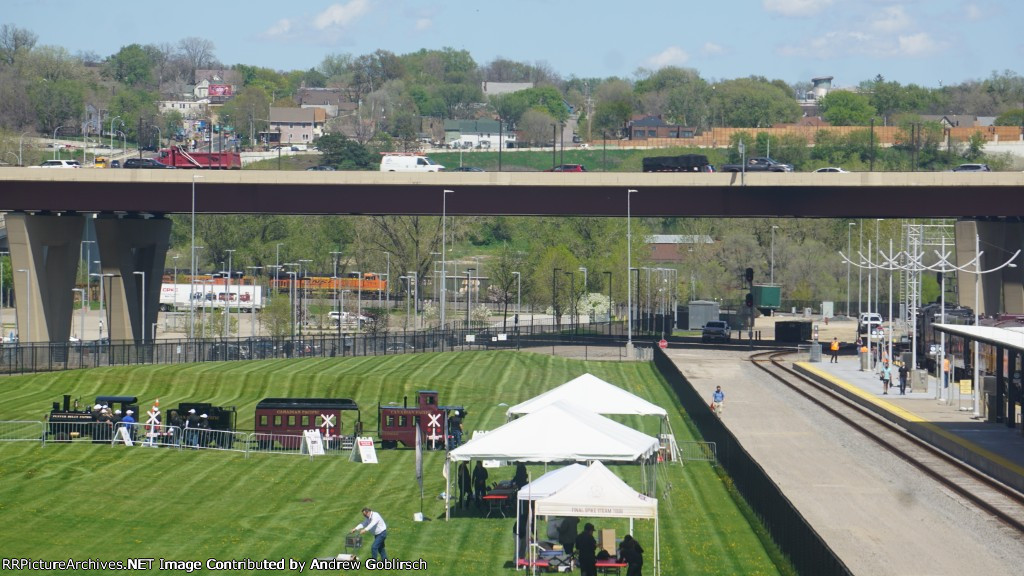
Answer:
120, 409, 135, 440
448, 410, 463, 449
575, 522, 597, 576
185, 409, 199, 448
196, 413, 210, 448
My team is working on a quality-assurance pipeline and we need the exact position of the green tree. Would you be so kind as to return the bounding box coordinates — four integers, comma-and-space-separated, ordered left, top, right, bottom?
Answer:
105, 44, 154, 88
819, 91, 877, 126
29, 78, 83, 133
713, 77, 801, 128
317, 133, 376, 170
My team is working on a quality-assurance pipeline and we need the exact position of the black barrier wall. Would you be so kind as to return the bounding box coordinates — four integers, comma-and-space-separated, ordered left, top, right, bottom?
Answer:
652, 347, 852, 576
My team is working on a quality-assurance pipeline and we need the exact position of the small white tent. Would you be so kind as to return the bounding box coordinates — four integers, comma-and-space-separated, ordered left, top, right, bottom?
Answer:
534, 461, 660, 576
505, 373, 668, 419
448, 401, 660, 463
516, 463, 588, 502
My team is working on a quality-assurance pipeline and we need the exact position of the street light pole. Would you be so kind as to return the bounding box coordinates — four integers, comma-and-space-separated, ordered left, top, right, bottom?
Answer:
224, 249, 236, 339
847, 222, 855, 317
627, 189, 637, 354
770, 225, 779, 285
604, 271, 612, 335
52, 125, 64, 160
441, 189, 453, 328
72, 288, 86, 340
133, 271, 145, 344
190, 174, 203, 340
408, 271, 418, 329
246, 266, 262, 340
465, 269, 474, 328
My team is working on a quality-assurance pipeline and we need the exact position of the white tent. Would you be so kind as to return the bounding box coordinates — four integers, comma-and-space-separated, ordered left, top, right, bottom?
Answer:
516, 463, 587, 502
534, 461, 660, 576
505, 373, 668, 419
448, 401, 660, 463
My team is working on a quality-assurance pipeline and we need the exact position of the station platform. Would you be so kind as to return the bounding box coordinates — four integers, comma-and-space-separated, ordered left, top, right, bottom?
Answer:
794, 355, 1024, 493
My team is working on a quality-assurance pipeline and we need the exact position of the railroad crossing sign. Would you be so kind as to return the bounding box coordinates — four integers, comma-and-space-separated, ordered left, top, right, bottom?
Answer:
321, 413, 336, 436
659, 339, 668, 349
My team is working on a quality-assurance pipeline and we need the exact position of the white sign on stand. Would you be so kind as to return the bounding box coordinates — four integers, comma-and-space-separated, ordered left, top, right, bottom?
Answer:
117, 426, 134, 446
301, 429, 325, 456
352, 436, 378, 464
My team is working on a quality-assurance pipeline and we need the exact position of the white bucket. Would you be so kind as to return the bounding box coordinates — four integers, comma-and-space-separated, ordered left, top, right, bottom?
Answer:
413, 512, 424, 522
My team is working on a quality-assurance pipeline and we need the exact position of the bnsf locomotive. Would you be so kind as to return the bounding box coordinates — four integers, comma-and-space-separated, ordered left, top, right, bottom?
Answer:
254, 398, 362, 450
378, 390, 465, 449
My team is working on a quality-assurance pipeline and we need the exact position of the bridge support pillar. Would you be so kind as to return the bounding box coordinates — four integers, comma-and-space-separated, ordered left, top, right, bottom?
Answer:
955, 220, 1024, 316
94, 215, 171, 342
6, 212, 85, 343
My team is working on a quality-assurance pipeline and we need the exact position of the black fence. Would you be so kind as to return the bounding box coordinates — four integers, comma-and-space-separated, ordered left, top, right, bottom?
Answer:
652, 347, 851, 576
0, 321, 657, 375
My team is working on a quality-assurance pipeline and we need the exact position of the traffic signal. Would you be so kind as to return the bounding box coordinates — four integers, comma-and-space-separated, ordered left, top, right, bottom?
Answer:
745, 293, 754, 308
745, 267, 754, 283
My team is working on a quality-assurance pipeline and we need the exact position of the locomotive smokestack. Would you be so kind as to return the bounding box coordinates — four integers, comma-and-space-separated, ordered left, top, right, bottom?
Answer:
403, 396, 408, 408
63, 394, 71, 412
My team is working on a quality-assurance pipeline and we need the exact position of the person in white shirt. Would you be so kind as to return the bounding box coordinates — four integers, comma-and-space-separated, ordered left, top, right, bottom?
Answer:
351, 507, 388, 560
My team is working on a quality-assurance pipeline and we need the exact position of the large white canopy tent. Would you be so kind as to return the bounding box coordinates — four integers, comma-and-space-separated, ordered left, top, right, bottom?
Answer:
505, 373, 668, 419
505, 373, 680, 463
533, 461, 661, 576
445, 401, 660, 521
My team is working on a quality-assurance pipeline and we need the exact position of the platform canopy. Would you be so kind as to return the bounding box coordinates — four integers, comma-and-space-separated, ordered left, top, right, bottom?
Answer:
505, 373, 668, 419
449, 400, 660, 463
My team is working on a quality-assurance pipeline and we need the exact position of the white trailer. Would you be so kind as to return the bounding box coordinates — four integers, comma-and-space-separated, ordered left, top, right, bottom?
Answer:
159, 283, 263, 311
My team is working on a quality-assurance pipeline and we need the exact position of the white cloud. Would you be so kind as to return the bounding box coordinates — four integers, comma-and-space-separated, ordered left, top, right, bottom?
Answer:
871, 5, 912, 33
646, 46, 690, 69
415, 18, 432, 31
896, 32, 943, 56
763, 0, 834, 17
701, 42, 725, 56
264, 19, 292, 38
964, 3, 983, 20
313, 0, 371, 31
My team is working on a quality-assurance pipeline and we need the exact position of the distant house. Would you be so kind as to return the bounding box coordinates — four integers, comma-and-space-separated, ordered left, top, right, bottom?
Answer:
297, 87, 348, 118
626, 115, 698, 140
266, 107, 327, 145
647, 234, 714, 263
193, 70, 241, 103
444, 119, 515, 149
920, 115, 983, 128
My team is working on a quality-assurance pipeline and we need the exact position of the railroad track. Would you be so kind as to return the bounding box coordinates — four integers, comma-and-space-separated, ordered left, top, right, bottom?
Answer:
751, 349, 1024, 534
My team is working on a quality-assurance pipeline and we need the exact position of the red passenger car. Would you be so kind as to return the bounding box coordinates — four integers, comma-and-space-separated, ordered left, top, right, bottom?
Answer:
378, 390, 464, 449
255, 398, 361, 449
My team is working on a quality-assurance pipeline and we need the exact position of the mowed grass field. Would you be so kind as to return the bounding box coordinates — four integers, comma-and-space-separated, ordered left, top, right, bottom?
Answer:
0, 351, 787, 575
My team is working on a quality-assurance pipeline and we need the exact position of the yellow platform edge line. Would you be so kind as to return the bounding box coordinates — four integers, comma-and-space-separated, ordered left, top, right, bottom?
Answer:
796, 362, 1024, 477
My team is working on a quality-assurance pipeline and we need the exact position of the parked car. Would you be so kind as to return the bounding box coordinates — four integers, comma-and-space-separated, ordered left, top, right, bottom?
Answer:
31, 159, 81, 168
305, 165, 336, 171
385, 341, 415, 352
814, 167, 849, 173
123, 158, 175, 169
952, 163, 990, 172
701, 321, 731, 343
544, 164, 587, 172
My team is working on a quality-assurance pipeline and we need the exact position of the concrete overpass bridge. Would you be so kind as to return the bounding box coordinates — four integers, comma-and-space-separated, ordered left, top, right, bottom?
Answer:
1, 167, 1022, 344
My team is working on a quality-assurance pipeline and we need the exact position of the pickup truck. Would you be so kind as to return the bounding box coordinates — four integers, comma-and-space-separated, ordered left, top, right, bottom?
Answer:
720, 157, 793, 172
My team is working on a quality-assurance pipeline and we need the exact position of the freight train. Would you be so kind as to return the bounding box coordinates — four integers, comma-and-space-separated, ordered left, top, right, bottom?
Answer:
269, 272, 387, 295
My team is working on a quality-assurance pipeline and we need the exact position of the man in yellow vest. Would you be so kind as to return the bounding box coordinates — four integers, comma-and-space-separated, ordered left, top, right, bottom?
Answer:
942, 356, 950, 389
829, 337, 840, 363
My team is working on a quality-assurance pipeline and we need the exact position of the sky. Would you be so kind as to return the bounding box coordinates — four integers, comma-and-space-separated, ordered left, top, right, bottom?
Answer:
6, 0, 1024, 89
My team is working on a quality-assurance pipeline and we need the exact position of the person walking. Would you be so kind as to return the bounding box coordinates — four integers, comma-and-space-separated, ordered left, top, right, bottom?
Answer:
575, 522, 598, 576
711, 385, 725, 417
942, 356, 951, 389
898, 361, 909, 395
350, 507, 388, 561
880, 361, 892, 395
829, 337, 840, 363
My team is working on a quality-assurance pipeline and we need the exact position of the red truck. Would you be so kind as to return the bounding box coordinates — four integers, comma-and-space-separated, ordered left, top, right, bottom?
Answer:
158, 146, 242, 169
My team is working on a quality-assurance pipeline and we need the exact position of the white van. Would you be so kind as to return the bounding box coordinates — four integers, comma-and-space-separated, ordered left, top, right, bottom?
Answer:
379, 153, 445, 173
